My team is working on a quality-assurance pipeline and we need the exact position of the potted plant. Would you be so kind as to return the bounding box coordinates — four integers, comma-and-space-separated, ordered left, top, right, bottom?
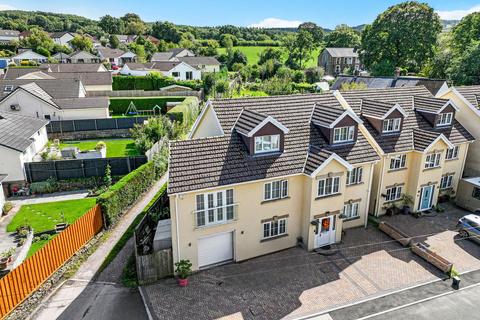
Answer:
400, 193, 414, 215
175, 259, 192, 287
0, 248, 16, 269
385, 202, 399, 216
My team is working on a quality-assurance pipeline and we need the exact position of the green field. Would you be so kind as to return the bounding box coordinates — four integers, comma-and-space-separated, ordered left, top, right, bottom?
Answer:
7, 198, 97, 233
59, 139, 140, 157
217, 46, 320, 68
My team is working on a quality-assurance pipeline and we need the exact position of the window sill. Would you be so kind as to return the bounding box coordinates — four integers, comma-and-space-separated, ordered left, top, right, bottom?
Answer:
195, 219, 237, 230
423, 166, 441, 172
440, 187, 453, 191
343, 215, 361, 222
315, 193, 342, 200
383, 199, 401, 205
261, 196, 290, 204
445, 158, 459, 162
346, 182, 364, 187
260, 233, 289, 243
388, 167, 407, 173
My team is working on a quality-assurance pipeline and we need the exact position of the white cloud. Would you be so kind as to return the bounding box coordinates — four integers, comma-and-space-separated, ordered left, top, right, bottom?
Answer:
249, 17, 303, 28
437, 5, 480, 20
0, 4, 15, 11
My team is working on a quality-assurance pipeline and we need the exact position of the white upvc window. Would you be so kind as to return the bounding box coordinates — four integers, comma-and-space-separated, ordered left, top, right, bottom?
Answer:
346, 57, 353, 64
390, 154, 407, 170
386, 186, 402, 202
317, 176, 340, 197
343, 202, 359, 219
346, 167, 363, 185
446, 146, 459, 160
333, 126, 355, 143
262, 218, 287, 239
254, 135, 280, 154
440, 175, 454, 189
4, 85, 13, 92
425, 153, 441, 169
264, 180, 288, 201
195, 189, 235, 227
382, 118, 401, 133
436, 113, 453, 126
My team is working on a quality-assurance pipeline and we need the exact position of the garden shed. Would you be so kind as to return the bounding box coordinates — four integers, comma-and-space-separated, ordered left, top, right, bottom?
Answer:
456, 177, 480, 212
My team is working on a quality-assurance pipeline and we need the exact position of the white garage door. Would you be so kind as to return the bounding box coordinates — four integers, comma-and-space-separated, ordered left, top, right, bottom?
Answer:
198, 232, 233, 268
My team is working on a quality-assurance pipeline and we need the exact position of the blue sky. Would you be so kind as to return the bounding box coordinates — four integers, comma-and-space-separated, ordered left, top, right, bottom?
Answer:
1, 0, 479, 28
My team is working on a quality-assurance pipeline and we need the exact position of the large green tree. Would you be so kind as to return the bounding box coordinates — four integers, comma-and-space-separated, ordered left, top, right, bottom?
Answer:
20, 28, 55, 54
121, 13, 146, 35
450, 12, 480, 53
360, 1, 441, 75
152, 21, 182, 44
70, 35, 93, 52
324, 25, 361, 48
448, 42, 480, 85
99, 15, 124, 34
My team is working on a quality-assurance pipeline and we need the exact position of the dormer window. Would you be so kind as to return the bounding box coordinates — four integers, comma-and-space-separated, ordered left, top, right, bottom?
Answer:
382, 118, 401, 133
436, 113, 453, 126
255, 135, 280, 154
333, 126, 355, 143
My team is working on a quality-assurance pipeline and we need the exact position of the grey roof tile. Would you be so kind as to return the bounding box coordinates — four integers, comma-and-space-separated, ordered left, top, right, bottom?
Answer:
0, 112, 48, 151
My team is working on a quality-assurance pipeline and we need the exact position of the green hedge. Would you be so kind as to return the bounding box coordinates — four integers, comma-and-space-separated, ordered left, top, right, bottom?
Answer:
97, 161, 160, 225
112, 76, 202, 91
109, 97, 185, 115
166, 97, 199, 125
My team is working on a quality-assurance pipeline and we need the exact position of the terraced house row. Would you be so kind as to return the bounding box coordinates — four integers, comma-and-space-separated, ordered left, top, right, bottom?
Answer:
168, 86, 479, 270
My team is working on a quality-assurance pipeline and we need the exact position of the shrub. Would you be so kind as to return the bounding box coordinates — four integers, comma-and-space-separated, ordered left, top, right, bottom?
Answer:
2, 202, 13, 215
109, 97, 186, 115
97, 161, 163, 225
166, 97, 199, 128
30, 178, 58, 194
112, 76, 202, 91
95, 141, 106, 150
40, 234, 50, 241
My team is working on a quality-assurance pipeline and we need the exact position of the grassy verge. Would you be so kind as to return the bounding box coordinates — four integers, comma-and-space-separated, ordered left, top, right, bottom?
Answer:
59, 139, 140, 157
7, 198, 97, 233
121, 253, 138, 287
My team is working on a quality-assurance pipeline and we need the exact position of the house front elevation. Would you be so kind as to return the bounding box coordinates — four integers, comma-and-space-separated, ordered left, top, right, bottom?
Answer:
168, 93, 380, 270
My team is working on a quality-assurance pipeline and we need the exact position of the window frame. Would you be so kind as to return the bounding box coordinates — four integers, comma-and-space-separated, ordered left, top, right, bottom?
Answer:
185, 71, 193, 80
195, 189, 235, 227
425, 153, 441, 169
254, 134, 280, 154
264, 179, 288, 201
262, 218, 287, 239
385, 186, 402, 202
171, 71, 180, 78
4, 85, 13, 92
473, 187, 480, 200
317, 176, 341, 197
436, 113, 453, 126
343, 202, 360, 219
382, 118, 401, 133
446, 146, 459, 160
346, 167, 363, 185
333, 126, 355, 144
390, 154, 407, 170
440, 175, 454, 189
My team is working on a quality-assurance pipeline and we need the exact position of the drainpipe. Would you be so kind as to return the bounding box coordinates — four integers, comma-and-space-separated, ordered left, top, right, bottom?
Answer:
459, 143, 470, 179
364, 162, 375, 228
376, 157, 386, 217
174, 194, 181, 263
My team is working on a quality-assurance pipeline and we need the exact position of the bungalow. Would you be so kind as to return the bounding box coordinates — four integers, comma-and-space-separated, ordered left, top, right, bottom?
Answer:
43, 63, 108, 73
97, 47, 136, 67
151, 48, 195, 62
0, 30, 20, 44
67, 51, 101, 64
177, 56, 220, 73
0, 79, 109, 119
11, 50, 48, 65
120, 62, 201, 80
50, 32, 75, 47
52, 52, 70, 63
0, 111, 48, 183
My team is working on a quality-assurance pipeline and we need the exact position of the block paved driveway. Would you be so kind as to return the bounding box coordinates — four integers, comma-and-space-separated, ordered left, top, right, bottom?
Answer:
142, 204, 480, 320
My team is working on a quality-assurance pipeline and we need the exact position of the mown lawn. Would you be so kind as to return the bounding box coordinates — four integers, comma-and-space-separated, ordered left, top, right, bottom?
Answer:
217, 46, 320, 68
59, 139, 140, 157
27, 237, 55, 258
6, 198, 97, 233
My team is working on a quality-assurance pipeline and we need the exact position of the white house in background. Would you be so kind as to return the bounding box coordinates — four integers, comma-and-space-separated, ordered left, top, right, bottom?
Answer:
68, 51, 101, 64
177, 56, 220, 73
52, 52, 70, 63
97, 47, 136, 67
50, 32, 75, 47
12, 50, 48, 65
0, 111, 48, 183
0, 30, 20, 44
0, 80, 110, 120
151, 48, 195, 62
120, 62, 201, 80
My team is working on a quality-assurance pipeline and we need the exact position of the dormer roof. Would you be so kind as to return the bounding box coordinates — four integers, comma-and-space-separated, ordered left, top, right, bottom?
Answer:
303, 146, 353, 176
413, 96, 459, 114
360, 99, 407, 119
233, 108, 289, 137
413, 129, 455, 152
311, 104, 362, 128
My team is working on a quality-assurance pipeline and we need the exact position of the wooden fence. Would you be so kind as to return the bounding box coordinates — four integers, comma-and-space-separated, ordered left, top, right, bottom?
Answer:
135, 248, 174, 284
0, 205, 103, 319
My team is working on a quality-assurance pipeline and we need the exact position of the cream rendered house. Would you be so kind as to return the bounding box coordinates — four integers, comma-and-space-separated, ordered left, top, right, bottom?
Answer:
169, 94, 380, 270
338, 87, 474, 216
436, 86, 480, 177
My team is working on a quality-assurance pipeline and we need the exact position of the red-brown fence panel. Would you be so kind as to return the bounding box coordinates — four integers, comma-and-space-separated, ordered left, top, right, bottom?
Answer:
0, 205, 103, 319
